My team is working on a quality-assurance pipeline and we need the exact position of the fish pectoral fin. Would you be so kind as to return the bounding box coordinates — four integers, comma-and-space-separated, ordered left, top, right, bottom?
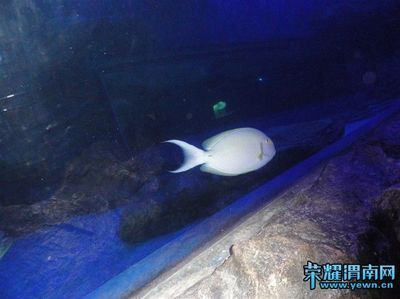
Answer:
200, 164, 238, 176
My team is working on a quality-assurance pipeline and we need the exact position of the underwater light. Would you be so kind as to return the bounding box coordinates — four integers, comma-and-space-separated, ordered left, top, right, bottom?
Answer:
213, 100, 227, 119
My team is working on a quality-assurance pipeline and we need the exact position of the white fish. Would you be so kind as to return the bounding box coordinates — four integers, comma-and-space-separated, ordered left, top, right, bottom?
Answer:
165, 127, 276, 176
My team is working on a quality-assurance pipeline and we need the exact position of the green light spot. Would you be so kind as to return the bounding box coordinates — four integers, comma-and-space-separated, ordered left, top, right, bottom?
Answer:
213, 101, 227, 119
213, 101, 226, 112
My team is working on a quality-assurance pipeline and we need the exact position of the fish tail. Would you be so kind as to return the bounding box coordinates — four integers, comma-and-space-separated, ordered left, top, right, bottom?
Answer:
163, 139, 207, 173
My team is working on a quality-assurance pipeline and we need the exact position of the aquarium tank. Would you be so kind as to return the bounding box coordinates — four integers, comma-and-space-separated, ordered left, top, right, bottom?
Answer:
0, 1, 400, 298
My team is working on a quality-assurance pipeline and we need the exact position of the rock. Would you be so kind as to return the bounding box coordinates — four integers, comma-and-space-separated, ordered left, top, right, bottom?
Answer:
118, 199, 163, 244
374, 184, 400, 244
0, 142, 165, 236
180, 220, 354, 299
374, 116, 400, 159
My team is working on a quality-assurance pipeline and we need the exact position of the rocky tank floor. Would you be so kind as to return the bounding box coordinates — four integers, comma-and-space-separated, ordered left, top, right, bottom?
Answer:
136, 112, 400, 299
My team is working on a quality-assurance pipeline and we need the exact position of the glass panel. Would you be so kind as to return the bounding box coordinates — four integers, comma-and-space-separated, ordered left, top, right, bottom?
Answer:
0, 1, 399, 298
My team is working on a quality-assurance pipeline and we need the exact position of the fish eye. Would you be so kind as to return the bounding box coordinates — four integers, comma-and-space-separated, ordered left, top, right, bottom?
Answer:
265, 139, 270, 143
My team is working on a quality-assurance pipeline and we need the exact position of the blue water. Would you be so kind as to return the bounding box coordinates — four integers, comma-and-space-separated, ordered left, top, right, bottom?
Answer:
0, 209, 198, 299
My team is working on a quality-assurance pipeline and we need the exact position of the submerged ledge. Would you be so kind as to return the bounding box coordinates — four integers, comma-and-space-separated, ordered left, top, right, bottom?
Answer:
86, 99, 400, 299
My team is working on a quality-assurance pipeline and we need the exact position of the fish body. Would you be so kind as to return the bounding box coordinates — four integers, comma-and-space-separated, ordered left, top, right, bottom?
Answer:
165, 127, 276, 176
